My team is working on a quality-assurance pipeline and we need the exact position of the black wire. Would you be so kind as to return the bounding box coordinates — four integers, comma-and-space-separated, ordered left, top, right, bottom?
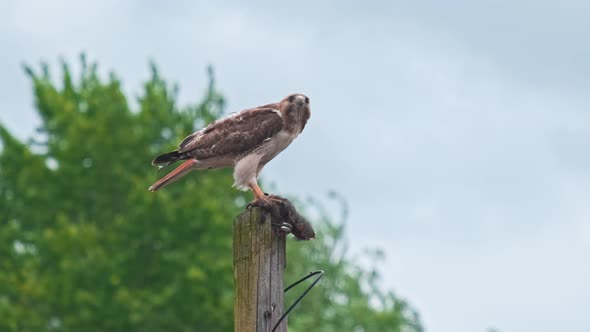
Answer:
271, 270, 325, 332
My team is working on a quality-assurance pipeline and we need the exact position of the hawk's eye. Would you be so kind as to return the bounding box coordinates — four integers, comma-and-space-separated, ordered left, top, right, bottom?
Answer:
305, 97, 309, 104
288, 95, 295, 103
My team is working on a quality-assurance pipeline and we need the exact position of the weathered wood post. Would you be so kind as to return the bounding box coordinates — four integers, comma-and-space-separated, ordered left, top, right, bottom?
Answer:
233, 207, 287, 332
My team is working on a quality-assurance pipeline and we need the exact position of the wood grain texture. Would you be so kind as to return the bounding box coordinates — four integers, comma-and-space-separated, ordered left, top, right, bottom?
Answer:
234, 208, 287, 332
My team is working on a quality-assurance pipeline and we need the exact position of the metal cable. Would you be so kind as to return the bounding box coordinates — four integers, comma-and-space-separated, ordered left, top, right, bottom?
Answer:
271, 270, 325, 332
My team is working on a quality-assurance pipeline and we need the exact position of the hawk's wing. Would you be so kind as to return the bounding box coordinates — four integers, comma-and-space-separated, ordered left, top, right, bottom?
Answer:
178, 104, 283, 160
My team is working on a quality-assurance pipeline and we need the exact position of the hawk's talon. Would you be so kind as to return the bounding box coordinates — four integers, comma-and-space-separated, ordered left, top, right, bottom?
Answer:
247, 194, 315, 240
246, 197, 273, 211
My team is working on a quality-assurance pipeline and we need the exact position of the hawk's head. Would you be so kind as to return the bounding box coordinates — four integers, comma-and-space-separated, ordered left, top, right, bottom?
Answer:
279, 93, 311, 133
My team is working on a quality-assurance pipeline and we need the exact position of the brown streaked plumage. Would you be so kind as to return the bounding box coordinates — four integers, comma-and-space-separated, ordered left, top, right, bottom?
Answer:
149, 93, 311, 204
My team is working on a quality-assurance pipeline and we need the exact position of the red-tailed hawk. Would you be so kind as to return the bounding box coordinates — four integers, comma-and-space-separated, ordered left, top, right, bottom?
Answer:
149, 93, 311, 204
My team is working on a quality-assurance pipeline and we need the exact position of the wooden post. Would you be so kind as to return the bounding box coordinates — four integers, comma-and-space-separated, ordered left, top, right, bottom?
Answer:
233, 207, 287, 332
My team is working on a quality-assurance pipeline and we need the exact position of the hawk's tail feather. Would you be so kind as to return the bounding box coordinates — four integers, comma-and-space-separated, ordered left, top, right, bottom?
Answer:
148, 159, 198, 191
152, 150, 183, 166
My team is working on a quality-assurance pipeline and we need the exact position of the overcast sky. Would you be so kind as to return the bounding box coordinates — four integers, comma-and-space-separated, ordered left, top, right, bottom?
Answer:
2, 1, 589, 331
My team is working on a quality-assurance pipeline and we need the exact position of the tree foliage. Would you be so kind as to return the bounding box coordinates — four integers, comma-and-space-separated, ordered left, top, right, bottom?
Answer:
0, 56, 422, 332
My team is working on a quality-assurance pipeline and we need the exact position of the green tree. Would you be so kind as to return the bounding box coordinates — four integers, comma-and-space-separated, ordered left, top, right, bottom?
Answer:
0, 56, 421, 331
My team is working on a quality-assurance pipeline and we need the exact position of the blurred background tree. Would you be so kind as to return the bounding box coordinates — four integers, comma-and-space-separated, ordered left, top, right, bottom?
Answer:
0, 56, 422, 332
